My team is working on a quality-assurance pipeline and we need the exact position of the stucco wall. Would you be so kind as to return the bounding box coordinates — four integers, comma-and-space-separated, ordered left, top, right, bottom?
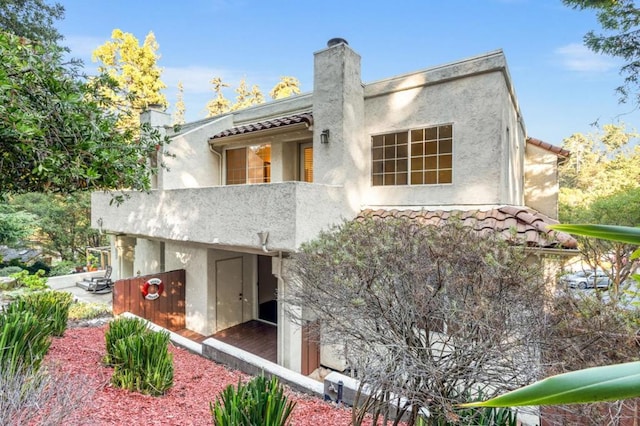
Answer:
525, 144, 560, 219
133, 239, 163, 275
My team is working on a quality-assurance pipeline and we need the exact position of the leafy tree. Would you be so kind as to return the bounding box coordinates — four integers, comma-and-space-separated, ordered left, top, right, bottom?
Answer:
269, 76, 301, 99
0, 203, 35, 246
287, 216, 549, 425
172, 81, 186, 125
0, 0, 64, 45
9, 192, 103, 261
559, 123, 640, 221
92, 29, 168, 133
205, 76, 300, 118
563, 0, 640, 105
0, 31, 169, 200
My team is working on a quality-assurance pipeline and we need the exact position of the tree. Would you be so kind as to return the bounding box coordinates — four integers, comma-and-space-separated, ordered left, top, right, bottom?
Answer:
92, 29, 168, 132
205, 76, 300, 118
0, 0, 64, 45
9, 192, 104, 261
0, 203, 35, 246
0, 31, 169, 200
173, 81, 186, 125
287, 216, 549, 425
563, 0, 640, 105
270, 76, 300, 99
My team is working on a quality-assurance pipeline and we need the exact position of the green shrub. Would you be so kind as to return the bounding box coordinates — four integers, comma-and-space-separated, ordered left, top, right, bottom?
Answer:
210, 375, 296, 426
26, 260, 50, 276
0, 310, 51, 374
68, 301, 112, 321
9, 269, 47, 290
104, 317, 149, 366
0, 266, 23, 277
110, 329, 173, 396
48, 261, 76, 277
5, 291, 73, 336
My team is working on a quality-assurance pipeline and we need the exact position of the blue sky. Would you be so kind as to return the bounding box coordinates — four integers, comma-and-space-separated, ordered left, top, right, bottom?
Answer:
56, 0, 638, 145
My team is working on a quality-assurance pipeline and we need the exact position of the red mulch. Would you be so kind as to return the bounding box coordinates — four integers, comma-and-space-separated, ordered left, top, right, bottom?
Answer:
43, 325, 371, 425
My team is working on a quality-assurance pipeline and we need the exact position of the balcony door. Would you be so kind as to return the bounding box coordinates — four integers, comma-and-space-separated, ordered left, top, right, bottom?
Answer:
299, 142, 313, 182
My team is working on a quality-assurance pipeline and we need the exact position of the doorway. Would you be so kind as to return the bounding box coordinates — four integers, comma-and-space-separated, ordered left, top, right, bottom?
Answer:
257, 255, 278, 324
216, 257, 243, 330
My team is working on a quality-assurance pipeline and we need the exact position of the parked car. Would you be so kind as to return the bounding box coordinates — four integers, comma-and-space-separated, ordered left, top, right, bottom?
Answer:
559, 270, 612, 289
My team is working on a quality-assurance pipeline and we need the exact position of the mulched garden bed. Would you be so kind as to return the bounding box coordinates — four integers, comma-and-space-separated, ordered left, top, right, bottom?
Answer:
43, 324, 372, 425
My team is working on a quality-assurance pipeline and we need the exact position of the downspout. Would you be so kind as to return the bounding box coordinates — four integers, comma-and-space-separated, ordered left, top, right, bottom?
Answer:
208, 144, 223, 184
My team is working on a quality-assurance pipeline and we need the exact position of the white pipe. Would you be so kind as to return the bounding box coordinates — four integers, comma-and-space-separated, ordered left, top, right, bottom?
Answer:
208, 144, 223, 184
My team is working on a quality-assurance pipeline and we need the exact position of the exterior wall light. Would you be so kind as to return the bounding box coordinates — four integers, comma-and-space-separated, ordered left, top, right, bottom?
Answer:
320, 129, 330, 144
258, 231, 269, 252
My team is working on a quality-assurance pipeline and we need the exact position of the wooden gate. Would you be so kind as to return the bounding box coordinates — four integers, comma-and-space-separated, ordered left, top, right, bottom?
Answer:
112, 269, 185, 331
301, 321, 320, 375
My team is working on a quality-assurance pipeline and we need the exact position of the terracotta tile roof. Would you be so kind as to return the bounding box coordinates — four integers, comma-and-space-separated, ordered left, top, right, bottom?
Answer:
358, 206, 578, 250
210, 112, 313, 140
526, 137, 570, 158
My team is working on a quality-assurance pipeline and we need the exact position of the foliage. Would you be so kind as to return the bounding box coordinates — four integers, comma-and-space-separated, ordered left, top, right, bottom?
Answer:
48, 260, 76, 276
104, 316, 149, 366
205, 76, 300, 118
92, 29, 168, 134
173, 81, 186, 125
0, 202, 36, 245
67, 301, 112, 321
0, 0, 65, 45
210, 375, 296, 426
9, 269, 47, 290
9, 192, 104, 261
5, 290, 73, 336
288, 216, 549, 425
563, 0, 640, 105
0, 310, 51, 374
0, 31, 171, 200
0, 266, 23, 277
466, 224, 640, 410
0, 362, 93, 426
110, 328, 173, 396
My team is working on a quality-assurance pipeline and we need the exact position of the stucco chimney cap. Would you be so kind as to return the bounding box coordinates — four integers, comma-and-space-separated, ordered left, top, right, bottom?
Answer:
327, 37, 348, 47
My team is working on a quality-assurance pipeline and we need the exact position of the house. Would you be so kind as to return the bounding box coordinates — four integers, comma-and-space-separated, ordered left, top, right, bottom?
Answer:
92, 38, 576, 375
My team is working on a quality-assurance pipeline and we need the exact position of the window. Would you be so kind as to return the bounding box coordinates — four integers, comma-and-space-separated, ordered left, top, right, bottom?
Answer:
300, 142, 313, 182
372, 124, 452, 186
226, 144, 271, 185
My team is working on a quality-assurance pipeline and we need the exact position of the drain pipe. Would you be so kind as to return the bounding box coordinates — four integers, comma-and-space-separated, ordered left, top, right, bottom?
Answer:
208, 144, 223, 184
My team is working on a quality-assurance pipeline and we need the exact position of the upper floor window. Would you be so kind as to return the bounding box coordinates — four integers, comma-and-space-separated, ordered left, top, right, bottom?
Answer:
372, 124, 452, 186
226, 144, 271, 185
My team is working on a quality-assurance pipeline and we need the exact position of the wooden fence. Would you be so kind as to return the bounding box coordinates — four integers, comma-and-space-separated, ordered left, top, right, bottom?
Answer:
113, 269, 185, 331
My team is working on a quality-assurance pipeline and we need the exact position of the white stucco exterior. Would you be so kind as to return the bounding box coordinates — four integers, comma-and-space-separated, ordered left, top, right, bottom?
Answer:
92, 40, 565, 374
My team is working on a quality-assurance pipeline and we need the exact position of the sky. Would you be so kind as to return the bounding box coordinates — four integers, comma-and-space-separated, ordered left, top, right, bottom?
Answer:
56, 0, 639, 145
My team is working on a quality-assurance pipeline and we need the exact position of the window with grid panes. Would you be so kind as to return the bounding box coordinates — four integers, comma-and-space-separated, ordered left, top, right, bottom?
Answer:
226, 144, 271, 185
372, 124, 452, 186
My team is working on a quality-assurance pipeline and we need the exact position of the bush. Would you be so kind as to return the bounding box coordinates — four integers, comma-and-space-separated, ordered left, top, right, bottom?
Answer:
5, 290, 73, 336
48, 260, 76, 277
0, 310, 51, 374
26, 260, 51, 276
0, 266, 23, 277
68, 301, 112, 321
210, 375, 296, 426
110, 329, 173, 396
9, 269, 47, 290
104, 317, 149, 366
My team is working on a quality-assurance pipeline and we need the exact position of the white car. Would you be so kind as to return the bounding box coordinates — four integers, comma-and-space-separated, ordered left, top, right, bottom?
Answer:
560, 270, 612, 289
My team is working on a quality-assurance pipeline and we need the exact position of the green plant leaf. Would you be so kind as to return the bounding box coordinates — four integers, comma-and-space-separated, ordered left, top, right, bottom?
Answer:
461, 361, 640, 407
550, 224, 640, 245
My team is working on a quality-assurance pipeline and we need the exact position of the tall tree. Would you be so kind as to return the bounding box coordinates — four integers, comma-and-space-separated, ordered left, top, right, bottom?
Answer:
0, 0, 64, 45
172, 81, 186, 125
270, 76, 301, 99
205, 76, 231, 117
92, 29, 167, 132
563, 0, 640, 104
0, 31, 170, 200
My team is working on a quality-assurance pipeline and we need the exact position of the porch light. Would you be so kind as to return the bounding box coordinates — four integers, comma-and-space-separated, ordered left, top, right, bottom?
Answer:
320, 129, 330, 144
258, 231, 269, 252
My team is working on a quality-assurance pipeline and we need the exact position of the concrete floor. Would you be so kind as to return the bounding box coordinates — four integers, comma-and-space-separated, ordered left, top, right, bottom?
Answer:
47, 271, 113, 306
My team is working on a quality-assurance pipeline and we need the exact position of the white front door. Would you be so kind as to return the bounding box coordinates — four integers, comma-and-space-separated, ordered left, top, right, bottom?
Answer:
216, 257, 243, 330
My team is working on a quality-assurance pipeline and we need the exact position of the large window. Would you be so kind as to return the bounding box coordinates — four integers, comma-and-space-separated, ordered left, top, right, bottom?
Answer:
372, 124, 452, 186
226, 144, 271, 185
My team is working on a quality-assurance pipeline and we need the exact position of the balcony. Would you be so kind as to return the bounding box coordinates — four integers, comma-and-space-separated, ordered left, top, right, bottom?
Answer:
91, 182, 352, 252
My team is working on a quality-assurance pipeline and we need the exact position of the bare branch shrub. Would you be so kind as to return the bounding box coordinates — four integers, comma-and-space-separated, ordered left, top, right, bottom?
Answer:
0, 362, 94, 426
287, 216, 551, 424
541, 290, 640, 425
